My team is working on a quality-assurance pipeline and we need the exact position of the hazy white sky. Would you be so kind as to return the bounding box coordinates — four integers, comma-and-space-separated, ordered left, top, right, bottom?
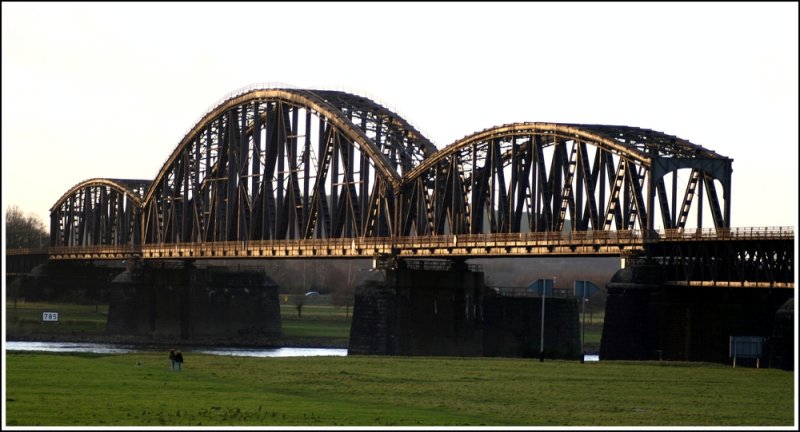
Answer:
2, 2, 798, 229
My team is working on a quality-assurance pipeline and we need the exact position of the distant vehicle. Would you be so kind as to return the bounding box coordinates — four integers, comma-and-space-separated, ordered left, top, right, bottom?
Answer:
304, 291, 320, 297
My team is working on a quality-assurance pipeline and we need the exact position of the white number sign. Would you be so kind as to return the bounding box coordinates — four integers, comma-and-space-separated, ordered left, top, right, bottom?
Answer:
42, 312, 59, 322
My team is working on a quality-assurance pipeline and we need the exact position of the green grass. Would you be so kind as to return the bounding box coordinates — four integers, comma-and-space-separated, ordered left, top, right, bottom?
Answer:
4, 351, 794, 426
280, 303, 352, 341
581, 324, 604, 345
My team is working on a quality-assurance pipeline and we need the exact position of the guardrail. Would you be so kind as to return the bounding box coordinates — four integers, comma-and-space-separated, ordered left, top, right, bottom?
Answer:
19, 226, 795, 259
656, 226, 794, 241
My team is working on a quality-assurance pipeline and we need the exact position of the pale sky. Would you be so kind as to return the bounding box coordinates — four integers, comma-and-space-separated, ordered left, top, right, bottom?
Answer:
2, 2, 798, 230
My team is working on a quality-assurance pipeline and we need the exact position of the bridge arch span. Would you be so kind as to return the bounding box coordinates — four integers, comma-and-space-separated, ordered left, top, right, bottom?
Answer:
49, 178, 150, 247
143, 87, 433, 244
46, 88, 738, 248
398, 123, 733, 236
309, 89, 438, 175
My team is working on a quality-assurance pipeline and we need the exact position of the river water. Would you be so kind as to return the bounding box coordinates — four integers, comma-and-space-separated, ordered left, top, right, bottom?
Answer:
4, 341, 347, 357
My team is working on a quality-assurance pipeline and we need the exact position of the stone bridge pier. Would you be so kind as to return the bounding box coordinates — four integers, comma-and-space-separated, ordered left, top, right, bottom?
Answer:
600, 261, 794, 369
15, 260, 282, 345
348, 259, 581, 359
108, 261, 281, 344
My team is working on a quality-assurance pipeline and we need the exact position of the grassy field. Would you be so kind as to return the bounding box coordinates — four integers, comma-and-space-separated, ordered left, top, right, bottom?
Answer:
280, 300, 353, 341
4, 351, 794, 427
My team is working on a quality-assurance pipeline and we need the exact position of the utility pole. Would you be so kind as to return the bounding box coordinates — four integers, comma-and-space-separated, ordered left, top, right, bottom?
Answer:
540, 276, 554, 362
581, 280, 587, 363
540, 282, 546, 362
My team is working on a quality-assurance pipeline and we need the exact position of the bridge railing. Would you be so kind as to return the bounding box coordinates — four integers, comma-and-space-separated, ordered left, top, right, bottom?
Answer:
655, 226, 794, 241
393, 230, 645, 247
138, 236, 402, 258
5, 247, 50, 256
47, 244, 140, 257
30, 226, 797, 259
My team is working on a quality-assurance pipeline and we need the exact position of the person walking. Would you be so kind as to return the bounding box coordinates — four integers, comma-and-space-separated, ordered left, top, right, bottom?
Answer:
175, 351, 184, 371
169, 349, 176, 370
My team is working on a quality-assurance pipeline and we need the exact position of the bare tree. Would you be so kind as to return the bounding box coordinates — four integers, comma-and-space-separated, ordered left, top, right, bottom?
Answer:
330, 262, 358, 317
5, 205, 48, 249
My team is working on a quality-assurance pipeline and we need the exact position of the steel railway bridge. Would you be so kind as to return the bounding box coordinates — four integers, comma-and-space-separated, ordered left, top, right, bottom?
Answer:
16, 85, 793, 288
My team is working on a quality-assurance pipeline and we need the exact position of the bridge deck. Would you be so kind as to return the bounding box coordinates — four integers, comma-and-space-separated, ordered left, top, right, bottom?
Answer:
9, 226, 786, 260
6, 228, 793, 289
42, 231, 644, 260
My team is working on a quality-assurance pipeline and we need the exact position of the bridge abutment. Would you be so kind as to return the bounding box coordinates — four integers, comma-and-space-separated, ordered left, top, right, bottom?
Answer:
769, 298, 794, 370
601, 262, 793, 368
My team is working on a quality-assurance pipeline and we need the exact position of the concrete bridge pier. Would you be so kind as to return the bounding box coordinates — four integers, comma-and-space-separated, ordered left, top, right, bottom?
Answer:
600, 261, 794, 369
108, 261, 282, 344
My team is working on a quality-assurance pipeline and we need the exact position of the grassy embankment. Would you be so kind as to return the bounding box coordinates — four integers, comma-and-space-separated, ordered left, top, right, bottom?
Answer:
5, 351, 794, 427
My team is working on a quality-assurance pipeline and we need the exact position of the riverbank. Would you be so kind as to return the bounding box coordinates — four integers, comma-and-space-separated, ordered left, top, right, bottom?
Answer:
5, 331, 349, 350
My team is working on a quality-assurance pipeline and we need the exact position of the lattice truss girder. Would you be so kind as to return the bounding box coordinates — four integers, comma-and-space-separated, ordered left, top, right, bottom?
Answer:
649, 240, 794, 284
399, 125, 732, 236
49, 179, 149, 246
49, 88, 736, 246
143, 97, 408, 243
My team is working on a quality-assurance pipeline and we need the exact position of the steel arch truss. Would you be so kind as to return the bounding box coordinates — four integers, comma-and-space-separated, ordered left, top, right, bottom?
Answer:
142, 90, 414, 244
312, 90, 438, 175
49, 88, 739, 252
49, 178, 149, 246
399, 123, 733, 236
